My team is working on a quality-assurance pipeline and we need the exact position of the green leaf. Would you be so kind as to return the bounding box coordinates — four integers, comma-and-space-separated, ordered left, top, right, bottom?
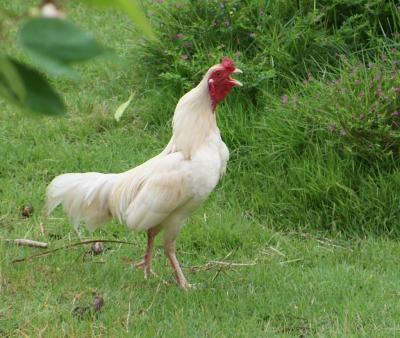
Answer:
0, 58, 65, 115
115, 92, 135, 122
19, 18, 105, 77
0, 56, 26, 104
83, 0, 155, 40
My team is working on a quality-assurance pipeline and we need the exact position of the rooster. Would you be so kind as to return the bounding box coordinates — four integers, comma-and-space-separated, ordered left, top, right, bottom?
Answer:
46, 57, 242, 288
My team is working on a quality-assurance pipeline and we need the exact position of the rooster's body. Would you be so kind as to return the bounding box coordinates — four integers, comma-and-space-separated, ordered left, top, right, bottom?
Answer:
46, 58, 242, 288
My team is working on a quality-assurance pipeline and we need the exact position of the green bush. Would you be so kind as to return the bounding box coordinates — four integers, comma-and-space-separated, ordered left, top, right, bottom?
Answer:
130, 0, 400, 235
136, 0, 399, 103
326, 53, 400, 162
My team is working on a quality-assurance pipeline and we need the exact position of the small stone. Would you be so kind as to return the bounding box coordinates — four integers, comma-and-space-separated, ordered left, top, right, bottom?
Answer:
93, 296, 104, 311
21, 204, 34, 218
91, 242, 104, 255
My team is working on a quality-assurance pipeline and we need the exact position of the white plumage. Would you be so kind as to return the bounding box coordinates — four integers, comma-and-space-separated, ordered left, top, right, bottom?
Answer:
46, 59, 241, 288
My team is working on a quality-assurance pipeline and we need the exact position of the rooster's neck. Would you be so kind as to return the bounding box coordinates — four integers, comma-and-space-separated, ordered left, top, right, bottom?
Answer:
166, 80, 218, 159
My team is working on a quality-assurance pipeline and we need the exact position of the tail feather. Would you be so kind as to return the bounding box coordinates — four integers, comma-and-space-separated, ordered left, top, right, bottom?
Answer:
46, 172, 119, 230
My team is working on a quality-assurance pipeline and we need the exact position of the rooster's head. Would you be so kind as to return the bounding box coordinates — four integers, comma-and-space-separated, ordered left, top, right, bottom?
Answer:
207, 57, 242, 111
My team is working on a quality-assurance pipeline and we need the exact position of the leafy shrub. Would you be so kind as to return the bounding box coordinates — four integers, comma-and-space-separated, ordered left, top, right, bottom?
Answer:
327, 53, 400, 162
275, 49, 400, 163
136, 0, 399, 104
132, 0, 400, 235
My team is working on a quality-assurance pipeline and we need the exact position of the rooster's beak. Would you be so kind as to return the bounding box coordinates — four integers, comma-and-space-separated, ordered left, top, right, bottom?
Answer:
230, 68, 243, 86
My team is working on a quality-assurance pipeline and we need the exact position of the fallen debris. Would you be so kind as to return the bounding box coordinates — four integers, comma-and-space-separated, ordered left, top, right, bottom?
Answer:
12, 239, 135, 263
91, 242, 104, 255
72, 305, 91, 319
93, 296, 104, 311
21, 204, 34, 218
8, 239, 48, 248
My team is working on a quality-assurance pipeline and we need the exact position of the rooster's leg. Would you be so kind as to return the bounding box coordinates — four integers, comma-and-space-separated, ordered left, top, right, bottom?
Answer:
136, 226, 162, 278
164, 237, 189, 289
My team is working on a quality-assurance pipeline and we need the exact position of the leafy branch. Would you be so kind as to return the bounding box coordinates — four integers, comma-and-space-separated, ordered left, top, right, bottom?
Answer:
0, 0, 154, 116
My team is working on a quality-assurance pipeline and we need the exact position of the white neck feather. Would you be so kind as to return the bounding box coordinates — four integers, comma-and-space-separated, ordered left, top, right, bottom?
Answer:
163, 76, 218, 159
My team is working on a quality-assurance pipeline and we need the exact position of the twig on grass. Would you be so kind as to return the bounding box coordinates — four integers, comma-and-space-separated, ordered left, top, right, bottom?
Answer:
39, 222, 46, 237
211, 264, 225, 282
126, 299, 131, 333
209, 260, 257, 267
291, 231, 353, 251
4, 239, 48, 248
190, 249, 256, 276
12, 239, 135, 263
279, 258, 303, 265
266, 246, 286, 257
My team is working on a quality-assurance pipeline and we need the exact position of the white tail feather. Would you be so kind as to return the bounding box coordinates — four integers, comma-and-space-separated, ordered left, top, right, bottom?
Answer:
46, 172, 119, 230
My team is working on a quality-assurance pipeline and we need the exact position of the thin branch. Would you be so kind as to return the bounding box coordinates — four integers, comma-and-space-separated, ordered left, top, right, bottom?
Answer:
12, 239, 135, 263
267, 246, 286, 257
209, 260, 257, 267
125, 300, 131, 333
279, 258, 303, 265
5, 239, 48, 248
211, 264, 225, 282
39, 222, 46, 237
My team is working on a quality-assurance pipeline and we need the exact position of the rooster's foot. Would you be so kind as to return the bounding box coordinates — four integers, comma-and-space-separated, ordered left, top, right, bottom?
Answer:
134, 260, 152, 279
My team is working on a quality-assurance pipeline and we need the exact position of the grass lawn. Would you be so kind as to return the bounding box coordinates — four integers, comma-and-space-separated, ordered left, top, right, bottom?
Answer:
1, 1, 400, 336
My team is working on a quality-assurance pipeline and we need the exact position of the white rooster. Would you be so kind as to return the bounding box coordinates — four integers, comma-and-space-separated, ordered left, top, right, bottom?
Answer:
46, 57, 242, 288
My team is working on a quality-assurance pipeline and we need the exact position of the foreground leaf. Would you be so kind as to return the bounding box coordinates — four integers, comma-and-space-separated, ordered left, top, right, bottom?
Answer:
19, 18, 105, 76
114, 92, 135, 121
0, 55, 26, 104
4, 58, 65, 115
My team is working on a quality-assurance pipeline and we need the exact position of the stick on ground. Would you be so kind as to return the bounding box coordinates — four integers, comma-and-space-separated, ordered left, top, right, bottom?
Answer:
12, 239, 135, 263
6, 239, 48, 248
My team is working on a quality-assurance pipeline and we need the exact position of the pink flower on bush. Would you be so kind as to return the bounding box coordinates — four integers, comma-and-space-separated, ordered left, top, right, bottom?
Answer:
281, 95, 289, 105
377, 87, 382, 97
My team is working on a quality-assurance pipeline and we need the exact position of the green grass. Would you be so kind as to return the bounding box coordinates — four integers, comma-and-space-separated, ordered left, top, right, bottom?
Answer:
1, 1, 400, 336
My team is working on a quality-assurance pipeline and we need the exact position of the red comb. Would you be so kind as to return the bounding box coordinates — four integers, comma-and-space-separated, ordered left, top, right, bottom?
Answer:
220, 57, 235, 71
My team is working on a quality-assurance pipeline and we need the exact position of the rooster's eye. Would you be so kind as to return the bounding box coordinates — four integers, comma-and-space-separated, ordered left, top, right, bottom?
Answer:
215, 71, 221, 77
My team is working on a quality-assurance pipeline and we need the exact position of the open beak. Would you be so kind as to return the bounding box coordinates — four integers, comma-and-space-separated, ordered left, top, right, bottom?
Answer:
229, 68, 243, 86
